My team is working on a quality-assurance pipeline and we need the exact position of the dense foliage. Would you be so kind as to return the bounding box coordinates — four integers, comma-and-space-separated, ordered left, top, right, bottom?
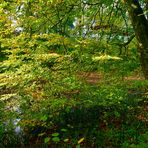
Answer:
0, 0, 148, 147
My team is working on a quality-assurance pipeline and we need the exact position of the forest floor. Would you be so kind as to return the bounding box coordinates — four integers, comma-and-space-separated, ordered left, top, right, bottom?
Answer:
1, 70, 148, 148
21, 72, 148, 148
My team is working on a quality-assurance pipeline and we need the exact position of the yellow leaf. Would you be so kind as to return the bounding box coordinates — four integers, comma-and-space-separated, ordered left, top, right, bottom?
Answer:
78, 138, 84, 144
63, 139, 69, 142
131, 4, 137, 9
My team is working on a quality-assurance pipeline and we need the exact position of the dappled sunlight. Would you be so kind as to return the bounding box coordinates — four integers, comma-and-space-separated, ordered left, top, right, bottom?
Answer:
0, 0, 148, 147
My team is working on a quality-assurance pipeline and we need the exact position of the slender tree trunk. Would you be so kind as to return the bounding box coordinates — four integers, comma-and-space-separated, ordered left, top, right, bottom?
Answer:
125, 0, 148, 79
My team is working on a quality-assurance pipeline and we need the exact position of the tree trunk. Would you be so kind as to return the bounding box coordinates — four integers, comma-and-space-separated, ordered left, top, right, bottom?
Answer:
125, 0, 148, 79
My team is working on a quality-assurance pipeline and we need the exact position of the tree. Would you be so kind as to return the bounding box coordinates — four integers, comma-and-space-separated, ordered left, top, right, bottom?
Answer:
124, 0, 148, 79
1, 0, 147, 79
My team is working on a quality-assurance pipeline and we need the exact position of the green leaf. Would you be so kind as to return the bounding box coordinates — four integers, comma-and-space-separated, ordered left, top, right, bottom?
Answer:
52, 137, 60, 142
114, 111, 120, 118
52, 132, 59, 137
40, 115, 48, 121
44, 137, 50, 143
61, 128, 67, 132
76, 145, 80, 148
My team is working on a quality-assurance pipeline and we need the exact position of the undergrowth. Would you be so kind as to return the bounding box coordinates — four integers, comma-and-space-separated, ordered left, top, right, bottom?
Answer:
0, 34, 148, 148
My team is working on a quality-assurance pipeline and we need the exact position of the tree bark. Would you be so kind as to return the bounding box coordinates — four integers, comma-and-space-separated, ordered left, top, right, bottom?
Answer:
125, 0, 148, 79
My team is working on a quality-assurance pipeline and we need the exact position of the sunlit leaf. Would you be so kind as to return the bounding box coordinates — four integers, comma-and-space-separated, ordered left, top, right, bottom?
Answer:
52, 132, 59, 137
63, 138, 69, 142
52, 137, 60, 142
78, 137, 84, 144
61, 128, 67, 132
40, 115, 48, 121
44, 137, 50, 143
92, 55, 122, 61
